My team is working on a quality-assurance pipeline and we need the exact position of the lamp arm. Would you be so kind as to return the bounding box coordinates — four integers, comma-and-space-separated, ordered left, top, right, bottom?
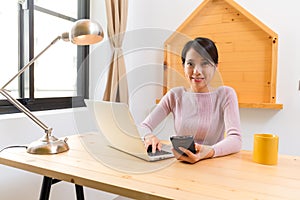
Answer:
1, 35, 62, 89
0, 35, 64, 135
0, 89, 52, 135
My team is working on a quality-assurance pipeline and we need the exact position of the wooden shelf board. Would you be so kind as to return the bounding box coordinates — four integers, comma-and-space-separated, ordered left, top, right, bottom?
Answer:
239, 102, 283, 109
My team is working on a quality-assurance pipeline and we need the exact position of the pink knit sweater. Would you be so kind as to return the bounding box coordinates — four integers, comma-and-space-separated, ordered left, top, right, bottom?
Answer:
141, 86, 242, 157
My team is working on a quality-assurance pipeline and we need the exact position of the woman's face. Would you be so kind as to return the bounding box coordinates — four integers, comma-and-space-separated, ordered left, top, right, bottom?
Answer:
183, 48, 216, 93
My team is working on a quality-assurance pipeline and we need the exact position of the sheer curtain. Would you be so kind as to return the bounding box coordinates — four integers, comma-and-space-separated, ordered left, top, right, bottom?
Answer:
103, 0, 128, 103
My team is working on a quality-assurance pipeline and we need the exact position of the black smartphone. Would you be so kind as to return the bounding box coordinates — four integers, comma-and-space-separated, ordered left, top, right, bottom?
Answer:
170, 135, 196, 156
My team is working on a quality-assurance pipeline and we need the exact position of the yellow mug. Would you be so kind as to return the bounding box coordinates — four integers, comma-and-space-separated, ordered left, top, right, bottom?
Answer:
253, 134, 279, 165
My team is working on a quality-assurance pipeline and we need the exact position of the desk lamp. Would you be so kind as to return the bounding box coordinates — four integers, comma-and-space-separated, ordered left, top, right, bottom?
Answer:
0, 19, 104, 154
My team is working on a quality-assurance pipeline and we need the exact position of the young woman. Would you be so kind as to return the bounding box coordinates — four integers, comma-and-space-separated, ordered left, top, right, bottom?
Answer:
142, 37, 242, 164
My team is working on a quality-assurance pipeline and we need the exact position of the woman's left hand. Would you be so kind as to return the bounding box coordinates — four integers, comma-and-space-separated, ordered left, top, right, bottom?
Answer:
172, 143, 215, 164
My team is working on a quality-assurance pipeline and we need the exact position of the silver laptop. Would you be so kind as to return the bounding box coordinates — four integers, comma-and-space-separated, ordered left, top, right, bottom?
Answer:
84, 99, 174, 162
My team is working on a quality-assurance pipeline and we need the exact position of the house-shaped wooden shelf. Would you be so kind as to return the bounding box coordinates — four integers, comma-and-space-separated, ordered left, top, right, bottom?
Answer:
163, 0, 282, 109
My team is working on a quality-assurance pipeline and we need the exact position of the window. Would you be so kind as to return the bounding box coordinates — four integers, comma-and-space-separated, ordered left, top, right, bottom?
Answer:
0, 0, 90, 114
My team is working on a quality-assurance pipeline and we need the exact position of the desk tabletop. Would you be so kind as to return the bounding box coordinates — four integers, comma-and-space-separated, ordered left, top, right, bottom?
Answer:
1, 132, 300, 200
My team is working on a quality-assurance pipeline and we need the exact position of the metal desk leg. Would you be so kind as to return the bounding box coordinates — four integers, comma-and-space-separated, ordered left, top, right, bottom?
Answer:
39, 176, 85, 200
75, 184, 85, 200
39, 176, 52, 200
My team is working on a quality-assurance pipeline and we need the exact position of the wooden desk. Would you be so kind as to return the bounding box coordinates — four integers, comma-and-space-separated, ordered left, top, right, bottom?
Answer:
0, 132, 300, 200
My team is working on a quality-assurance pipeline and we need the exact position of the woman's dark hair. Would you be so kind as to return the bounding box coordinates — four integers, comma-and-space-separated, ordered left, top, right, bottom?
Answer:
181, 37, 218, 65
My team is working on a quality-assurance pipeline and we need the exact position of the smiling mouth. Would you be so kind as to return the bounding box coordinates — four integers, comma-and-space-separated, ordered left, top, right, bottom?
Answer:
191, 77, 204, 82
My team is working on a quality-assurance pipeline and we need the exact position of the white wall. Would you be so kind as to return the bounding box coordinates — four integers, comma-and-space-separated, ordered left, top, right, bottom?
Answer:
1, 0, 300, 199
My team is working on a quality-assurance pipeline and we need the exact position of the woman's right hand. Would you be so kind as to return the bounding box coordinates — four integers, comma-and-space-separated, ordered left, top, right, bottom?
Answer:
143, 133, 162, 153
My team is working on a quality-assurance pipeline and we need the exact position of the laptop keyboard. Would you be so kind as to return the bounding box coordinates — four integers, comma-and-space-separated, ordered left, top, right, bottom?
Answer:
146, 144, 173, 157
147, 150, 172, 157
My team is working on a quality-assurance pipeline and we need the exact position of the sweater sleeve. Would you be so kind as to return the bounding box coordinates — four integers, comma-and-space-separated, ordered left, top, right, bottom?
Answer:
212, 87, 242, 157
140, 90, 174, 137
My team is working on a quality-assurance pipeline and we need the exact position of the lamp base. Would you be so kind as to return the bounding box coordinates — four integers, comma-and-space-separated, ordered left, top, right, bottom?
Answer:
27, 134, 69, 154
